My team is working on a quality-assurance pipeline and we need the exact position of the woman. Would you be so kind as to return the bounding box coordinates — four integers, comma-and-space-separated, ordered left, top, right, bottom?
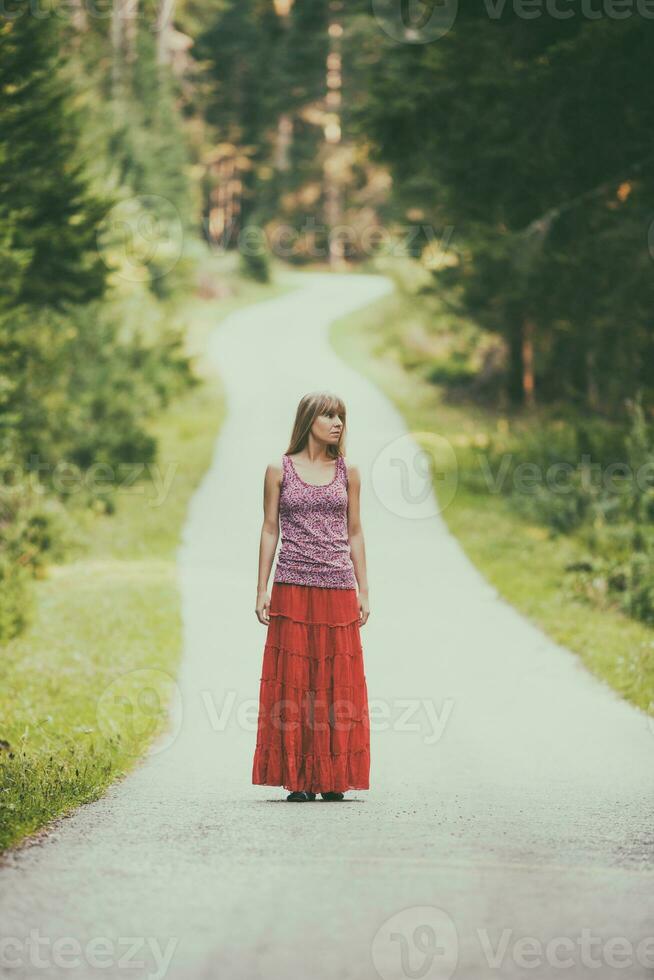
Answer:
252, 391, 371, 802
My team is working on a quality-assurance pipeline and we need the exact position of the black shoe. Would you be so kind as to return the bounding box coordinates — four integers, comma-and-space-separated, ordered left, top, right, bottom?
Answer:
320, 791, 345, 801
286, 791, 314, 802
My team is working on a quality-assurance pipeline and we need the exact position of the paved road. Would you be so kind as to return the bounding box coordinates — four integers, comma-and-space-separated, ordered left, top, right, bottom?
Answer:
1, 271, 653, 980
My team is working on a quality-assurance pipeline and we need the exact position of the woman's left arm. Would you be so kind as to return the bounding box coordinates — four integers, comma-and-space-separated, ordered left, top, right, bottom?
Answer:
346, 463, 370, 626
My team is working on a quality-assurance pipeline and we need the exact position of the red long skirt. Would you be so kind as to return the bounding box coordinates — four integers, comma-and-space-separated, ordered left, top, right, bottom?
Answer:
251, 582, 370, 793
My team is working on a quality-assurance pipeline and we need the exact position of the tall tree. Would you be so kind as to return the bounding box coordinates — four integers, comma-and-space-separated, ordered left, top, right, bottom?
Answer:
348, 11, 654, 413
0, 2, 112, 312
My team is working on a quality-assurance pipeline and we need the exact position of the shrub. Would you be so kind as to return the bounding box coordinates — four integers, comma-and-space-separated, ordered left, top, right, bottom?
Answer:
238, 224, 271, 283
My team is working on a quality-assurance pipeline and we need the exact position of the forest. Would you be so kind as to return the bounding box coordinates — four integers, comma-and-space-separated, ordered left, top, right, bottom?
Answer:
1, 0, 654, 845
2, 0, 653, 632
0, 0, 654, 948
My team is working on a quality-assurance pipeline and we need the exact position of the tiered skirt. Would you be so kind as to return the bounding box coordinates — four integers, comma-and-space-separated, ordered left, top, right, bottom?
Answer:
251, 582, 370, 793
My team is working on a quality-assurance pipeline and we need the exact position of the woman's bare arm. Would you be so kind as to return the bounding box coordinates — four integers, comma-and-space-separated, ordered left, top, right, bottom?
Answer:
346, 463, 370, 625
255, 462, 282, 624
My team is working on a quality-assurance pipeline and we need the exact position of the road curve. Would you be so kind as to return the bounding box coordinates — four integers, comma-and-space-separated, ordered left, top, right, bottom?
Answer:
1, 270, 653, 980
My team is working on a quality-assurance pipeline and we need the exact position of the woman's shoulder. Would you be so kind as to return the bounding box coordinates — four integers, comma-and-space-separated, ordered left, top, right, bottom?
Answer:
340, 455, 361, 483
264, 456, 285, 484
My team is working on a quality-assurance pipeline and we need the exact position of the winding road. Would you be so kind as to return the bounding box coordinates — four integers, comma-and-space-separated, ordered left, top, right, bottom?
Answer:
1, 270, 653, 980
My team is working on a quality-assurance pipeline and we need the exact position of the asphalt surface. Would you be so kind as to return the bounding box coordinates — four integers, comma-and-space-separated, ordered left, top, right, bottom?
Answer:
1, 270, 653, 980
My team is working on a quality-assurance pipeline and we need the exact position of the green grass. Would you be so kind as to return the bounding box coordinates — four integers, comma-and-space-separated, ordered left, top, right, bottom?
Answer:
330, 280, 654, 717
0, 250, 286, 852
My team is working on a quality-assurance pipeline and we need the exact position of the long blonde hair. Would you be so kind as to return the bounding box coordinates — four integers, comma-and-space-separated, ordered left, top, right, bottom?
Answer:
285, 391, 347, 460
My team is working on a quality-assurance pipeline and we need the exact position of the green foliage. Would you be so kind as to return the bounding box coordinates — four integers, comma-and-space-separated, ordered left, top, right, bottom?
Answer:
0, 4, 198, 642
0, 554, 32, 642
194, 0, 287, 230
0, 350, 225, 852
426, 357, 475, 387
2, 302, 194, 483
0, 4, 113, 312
347, 11, 654, 413
0, 298, 195, 639
458, 391, 654, 625
238, 223, 271, 282
0, 490, 81, 642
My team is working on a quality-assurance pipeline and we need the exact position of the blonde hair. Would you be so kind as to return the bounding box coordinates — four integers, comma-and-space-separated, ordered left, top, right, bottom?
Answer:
285, 391, 347, 459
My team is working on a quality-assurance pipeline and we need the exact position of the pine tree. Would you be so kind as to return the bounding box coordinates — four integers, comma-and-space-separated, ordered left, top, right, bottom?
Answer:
0, 3, 113, 312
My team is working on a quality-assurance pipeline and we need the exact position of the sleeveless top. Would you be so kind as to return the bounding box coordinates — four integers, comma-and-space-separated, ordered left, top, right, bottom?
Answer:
272, 453, 358, 590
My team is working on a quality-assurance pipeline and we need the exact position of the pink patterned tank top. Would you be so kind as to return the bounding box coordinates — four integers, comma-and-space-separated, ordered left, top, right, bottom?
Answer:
273, 453, 357, 590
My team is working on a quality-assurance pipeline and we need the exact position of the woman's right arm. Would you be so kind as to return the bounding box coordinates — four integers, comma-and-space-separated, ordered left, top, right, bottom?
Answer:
255, 462, 282, 624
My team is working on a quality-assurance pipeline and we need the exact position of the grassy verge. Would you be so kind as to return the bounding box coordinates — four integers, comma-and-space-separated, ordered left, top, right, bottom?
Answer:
330, 276, 654, 717
0, 251, 287, 853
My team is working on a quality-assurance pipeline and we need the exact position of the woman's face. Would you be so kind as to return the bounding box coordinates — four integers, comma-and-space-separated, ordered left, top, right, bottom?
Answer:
312, 409, 344, 444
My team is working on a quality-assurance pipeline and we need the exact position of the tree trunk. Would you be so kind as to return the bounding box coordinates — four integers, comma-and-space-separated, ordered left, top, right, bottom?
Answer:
111, 0, 127, 97
506, 319, 523, 406
586, 347, 599, 411
324, 1, 344, 269
125, 0, 139, 66
156, 0, 177, 66
521, 316, 536, 408
69, 0, 88, 32
111, 0, 139, 104
274, 114, 293, 172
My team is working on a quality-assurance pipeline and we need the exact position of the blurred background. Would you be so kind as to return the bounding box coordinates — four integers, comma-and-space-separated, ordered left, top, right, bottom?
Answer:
1, 0, 653, 853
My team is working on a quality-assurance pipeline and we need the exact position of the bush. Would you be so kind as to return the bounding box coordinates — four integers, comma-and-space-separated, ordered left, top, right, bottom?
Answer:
0, 294, 196, 641
0, 555, 32, 642
463, 392, 654, 626
0, 489, 87, 642
238, 224, 271, 283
